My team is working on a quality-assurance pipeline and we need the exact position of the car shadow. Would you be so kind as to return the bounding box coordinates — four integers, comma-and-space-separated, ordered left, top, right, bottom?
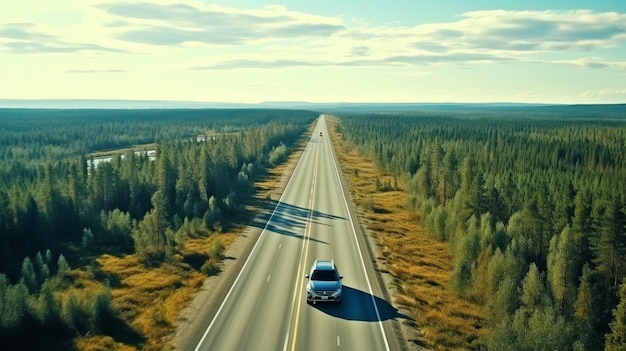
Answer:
309, 285, 413, 323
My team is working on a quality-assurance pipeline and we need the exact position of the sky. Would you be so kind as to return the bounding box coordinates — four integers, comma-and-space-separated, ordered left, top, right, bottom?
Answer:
2, 0, 626, 104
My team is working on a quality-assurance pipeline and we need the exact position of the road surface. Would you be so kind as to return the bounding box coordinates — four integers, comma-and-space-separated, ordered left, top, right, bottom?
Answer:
193, 115, 406, 351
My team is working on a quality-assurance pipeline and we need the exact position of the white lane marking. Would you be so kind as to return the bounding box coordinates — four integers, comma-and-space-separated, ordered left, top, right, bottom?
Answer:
337, 336, 340, 347
194, 127, 316, 351
327, 116, 391, 351
267, 275, 271, 283
279, 243, 282, 249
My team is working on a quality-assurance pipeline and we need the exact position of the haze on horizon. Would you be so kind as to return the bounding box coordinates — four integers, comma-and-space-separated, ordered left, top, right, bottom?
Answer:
2, 0, 626, 104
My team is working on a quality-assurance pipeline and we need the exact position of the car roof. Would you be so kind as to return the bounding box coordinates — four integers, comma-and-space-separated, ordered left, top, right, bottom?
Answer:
314, 260, 335, 270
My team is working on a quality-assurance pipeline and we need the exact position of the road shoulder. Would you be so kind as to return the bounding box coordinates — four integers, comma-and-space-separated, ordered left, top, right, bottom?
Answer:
170, 132, 310, 351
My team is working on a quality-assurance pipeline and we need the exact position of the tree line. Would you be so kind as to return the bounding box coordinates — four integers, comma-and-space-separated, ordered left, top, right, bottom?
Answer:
0, 108, 317, 346
335, 107, 626, 350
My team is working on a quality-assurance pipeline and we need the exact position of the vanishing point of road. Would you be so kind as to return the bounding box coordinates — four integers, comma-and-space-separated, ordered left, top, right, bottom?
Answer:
188, 115, 408, 351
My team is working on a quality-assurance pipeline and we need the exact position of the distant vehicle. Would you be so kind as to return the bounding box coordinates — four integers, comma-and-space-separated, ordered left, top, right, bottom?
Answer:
305, 260, 343, 304
319, 131, 323, 136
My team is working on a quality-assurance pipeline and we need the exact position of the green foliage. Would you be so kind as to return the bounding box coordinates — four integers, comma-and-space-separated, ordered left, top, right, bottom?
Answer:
336, 107, 626, 349
485, 304, 574, 351
203, 196, 223, 230
0, 108, 314, 270
210, 240, 225, 260
0, 251, 120, 344
98, 209, 134, 246
268, 142, 288, 166
90, 287, 117, 334
56, 254, 71, 279
20, 257, 39, 294
592, 196, 626, 287
575, 264, 604, 349
520, 263, 549, 314
201, 262, 220, 276
607, 280, 626, 351
62, 293, 91, 334
0, 108, 316, 345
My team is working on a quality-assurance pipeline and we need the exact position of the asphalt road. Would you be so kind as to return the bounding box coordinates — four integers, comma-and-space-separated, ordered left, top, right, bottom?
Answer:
193, 115, 406, 351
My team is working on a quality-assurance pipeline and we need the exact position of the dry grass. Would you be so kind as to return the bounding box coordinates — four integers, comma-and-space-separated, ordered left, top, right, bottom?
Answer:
74, 335, 137, 351
67, 115, 486, 350
327, 116, 486, 350
69, 126, 313, 351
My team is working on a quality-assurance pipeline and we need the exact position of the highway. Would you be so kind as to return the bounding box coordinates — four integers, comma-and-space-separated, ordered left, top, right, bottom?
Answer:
193, 115, 405, 351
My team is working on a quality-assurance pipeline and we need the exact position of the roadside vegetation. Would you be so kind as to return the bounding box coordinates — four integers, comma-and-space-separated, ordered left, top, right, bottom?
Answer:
328, 106, 626, 350
327, 117, 484, 350
0, 108, 316, 350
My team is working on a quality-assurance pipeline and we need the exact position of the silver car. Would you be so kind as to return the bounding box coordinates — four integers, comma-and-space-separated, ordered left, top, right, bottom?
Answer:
305, 260, 343, 304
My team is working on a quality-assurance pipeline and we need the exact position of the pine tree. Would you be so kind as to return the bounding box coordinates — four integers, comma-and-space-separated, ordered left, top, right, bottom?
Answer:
34, 251, 50, 285
520, 263, 547, 315
547, 225, 580, 317
2, 281, 30, 338
430, 143, 443, 204
592, 197, 626, 287
459, 157, 483, 222
91, 287, 116, 333
417, 146, 432, 199
575, 264, 602, 349
572, 189, 594, 265
57, 254, 70, 278
31, 281, 63, 332
606, 280, 626, 351
20, 257, 38, 294
62, 293, 89, 334
440, 148, 458, 203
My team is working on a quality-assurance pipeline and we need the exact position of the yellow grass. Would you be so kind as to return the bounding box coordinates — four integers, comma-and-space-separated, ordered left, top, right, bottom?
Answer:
75, 335, 137, 351
67, 115, 487, 350
69, 124, 314, 350
327, 116, 486, 350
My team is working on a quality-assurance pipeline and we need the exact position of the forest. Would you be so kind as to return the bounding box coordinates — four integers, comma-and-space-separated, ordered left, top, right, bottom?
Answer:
335, 105, 626, 351
0, 108, 317, 348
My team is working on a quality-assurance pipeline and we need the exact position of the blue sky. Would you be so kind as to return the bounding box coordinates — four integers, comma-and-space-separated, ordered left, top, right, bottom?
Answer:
1, 0, 626, 103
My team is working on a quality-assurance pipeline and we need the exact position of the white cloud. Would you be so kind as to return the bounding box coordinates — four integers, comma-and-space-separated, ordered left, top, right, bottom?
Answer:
553, 57, 626, 70
2, 3, 626, 71
582, 88, 626, 99
2, 1, 626, 103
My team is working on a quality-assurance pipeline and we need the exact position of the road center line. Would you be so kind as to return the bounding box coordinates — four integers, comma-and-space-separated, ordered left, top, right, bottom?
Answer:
282, 126, 320, 351
194, 123, 315, 351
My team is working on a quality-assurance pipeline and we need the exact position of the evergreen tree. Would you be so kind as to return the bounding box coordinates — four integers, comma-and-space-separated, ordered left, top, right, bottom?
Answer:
459, 157, 483, 222
57, 254, 70, 278
429, 143, 443, 204
575, 264, 603, 349
91, 287, 116, 334
606, 280, 626, 351
62, 293, 89, 335
31, 281, 64, 333
572, 189, 594, 266
487, 276, 518, 323
440, 148, 458, 203
548, 225, 580, 318
20, 257, 38, 295
592, 197, 626, 287
520, 263, 547, 315
133, 191, 170, 262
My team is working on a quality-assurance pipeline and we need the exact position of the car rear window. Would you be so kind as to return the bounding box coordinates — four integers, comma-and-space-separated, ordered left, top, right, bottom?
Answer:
311, 270, 337, 281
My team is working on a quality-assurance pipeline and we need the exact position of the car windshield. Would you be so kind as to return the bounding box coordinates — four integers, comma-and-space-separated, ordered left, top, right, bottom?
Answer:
311, 270, 337, 281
